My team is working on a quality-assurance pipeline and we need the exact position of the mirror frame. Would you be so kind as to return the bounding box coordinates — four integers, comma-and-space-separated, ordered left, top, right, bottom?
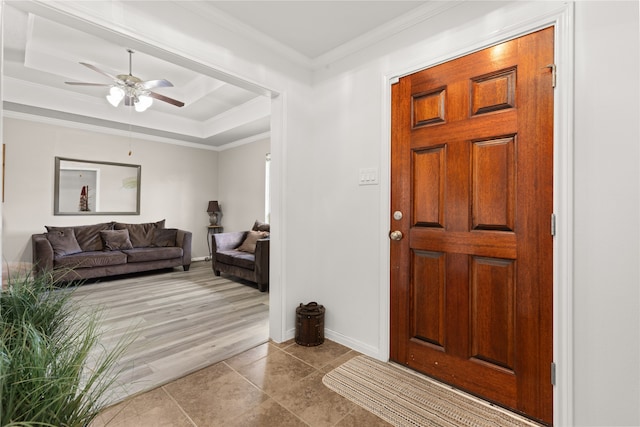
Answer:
54, 157, 141, 215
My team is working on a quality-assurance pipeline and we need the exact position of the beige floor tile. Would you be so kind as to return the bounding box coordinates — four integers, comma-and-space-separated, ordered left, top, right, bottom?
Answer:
320, 349, 362, 374
334, 405, 394, 427
284, 340, 352, 370
270, 338, 296, 349
95, 339, 391, 427
274, 370, 358, 427
234, 346, 316, 399
163, 361, 268, 427
225, 398, 308, 427
90, 387, 193, 427
224, 341, 278, 370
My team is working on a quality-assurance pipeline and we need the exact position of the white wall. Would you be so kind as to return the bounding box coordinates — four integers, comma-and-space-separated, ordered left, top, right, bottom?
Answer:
573, 2, 640, 425
218, 138, 270, 232
2, 117, 218, 269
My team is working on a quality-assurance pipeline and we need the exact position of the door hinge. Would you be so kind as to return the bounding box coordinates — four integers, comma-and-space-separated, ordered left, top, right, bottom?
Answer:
551, 362, 557, 386
544, 64, 557, 88
551, 213, 556, 236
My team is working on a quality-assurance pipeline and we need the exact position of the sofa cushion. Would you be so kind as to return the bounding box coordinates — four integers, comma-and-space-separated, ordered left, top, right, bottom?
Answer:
100, 229, 134, 251
216, 249, 255, 270
237, 231, 269, 253
46, 222, 115, 252
54, 250, 128, 269
152, 228, 177, 247
122, 247, 182, 263
46, 228, 82, 257
114, 220, 165, 247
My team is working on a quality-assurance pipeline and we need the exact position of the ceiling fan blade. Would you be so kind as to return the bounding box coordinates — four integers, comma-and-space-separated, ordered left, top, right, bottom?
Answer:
65, 82, 112, 86
140, 79, 173, 90
149, 91, 185, 107
80, 62, 118, 81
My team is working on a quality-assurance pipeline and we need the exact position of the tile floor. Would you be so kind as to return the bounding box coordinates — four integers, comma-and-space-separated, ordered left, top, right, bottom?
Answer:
91, 339, 393, 427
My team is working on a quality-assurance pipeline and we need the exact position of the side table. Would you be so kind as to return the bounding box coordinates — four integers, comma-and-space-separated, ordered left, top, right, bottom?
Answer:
206, 225, 223, 261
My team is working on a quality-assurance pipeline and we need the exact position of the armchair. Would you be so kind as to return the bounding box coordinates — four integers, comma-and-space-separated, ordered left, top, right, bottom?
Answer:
211, 227, 269, 292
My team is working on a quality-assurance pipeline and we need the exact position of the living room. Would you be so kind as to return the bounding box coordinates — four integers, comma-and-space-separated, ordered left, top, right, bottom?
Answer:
2, 117, 270, 269
1, 1, 638, 426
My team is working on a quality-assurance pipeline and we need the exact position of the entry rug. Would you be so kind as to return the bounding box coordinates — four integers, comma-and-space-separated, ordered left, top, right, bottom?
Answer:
322, 355, 542, 427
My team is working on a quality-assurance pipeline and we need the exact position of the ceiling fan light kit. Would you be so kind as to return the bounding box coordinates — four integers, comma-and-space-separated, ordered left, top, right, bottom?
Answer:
135, 95, 153, 112
106, 86, 124, 106
106, 84, 153, 112
65, 49, 184, 112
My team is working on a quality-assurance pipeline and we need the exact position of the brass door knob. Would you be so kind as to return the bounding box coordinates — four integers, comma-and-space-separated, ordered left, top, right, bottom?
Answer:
389, 230, 403, 241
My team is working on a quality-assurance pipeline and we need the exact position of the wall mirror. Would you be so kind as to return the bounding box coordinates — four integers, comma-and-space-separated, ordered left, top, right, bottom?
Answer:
54, 157, 141, 215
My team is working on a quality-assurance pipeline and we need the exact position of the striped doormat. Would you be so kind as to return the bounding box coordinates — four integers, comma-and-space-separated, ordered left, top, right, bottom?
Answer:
322, 355, 543, 427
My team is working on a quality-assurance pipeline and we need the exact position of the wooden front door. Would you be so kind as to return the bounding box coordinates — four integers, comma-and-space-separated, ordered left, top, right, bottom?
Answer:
390, 27, 554, 424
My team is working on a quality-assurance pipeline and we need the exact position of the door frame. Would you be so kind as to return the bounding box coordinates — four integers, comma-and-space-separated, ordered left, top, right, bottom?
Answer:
378, 3, 574, 426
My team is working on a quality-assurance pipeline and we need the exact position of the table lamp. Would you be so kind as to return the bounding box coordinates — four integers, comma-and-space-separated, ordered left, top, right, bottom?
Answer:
207, 201, 222, 225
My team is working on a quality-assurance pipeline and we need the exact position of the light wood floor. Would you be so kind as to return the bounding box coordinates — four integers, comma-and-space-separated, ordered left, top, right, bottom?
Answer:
70, 261, 269, 405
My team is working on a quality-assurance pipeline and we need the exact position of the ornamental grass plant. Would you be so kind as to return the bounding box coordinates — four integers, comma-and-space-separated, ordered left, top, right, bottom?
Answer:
1, 271, 132, 426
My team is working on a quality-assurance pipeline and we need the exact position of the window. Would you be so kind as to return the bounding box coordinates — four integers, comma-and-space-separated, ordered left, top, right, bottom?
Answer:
265, 153, 271, 223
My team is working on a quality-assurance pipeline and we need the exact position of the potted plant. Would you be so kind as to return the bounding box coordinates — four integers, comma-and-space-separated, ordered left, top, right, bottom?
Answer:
1, 270, 132, 426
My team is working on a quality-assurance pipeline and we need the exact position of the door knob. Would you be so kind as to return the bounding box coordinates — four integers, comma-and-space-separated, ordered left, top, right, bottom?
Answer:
389, 230, 403, 241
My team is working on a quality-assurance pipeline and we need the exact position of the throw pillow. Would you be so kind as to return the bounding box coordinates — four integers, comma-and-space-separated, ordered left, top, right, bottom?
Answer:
46, 228, 82, 257
100, 229, 134, 251
46, 222, 115, 252
152, 228, 178, 247
114, 220, 165, 247
252, 220, 270, 233
237, 230, 269, 253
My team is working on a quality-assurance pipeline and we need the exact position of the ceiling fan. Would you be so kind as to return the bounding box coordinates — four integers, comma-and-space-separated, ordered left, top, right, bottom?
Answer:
65, 49, 185, 112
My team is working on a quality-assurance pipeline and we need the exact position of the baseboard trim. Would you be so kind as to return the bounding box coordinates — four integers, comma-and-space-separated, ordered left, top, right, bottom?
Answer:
282, 327, 382, 361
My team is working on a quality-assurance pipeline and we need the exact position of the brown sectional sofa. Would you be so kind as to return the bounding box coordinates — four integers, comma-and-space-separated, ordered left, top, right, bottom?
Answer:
32, 220, 192, 282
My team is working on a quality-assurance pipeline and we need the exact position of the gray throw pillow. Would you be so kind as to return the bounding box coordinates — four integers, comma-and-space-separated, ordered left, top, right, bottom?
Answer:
100, 229, 134, 251
152, 228, 177, 247
46, 222, 115, 252
46, 228, 82, 257
114, 220, 165, 247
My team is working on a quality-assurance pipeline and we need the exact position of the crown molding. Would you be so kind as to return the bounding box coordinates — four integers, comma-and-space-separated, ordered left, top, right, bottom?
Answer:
3, 108, 221, 151
175, 1, 314, 70
175, 1, 466, 71
217, 131, 271, 151
4, 106, 270, 152
311, 1, 466, 68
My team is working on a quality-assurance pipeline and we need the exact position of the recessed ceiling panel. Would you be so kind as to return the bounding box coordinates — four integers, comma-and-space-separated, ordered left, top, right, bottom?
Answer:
3, 4, 269, 148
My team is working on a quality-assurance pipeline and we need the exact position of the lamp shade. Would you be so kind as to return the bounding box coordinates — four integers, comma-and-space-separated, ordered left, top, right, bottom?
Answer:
207, 201, 220, 213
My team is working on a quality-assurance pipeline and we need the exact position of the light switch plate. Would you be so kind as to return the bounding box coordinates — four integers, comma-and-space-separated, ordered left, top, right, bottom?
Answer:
359, 168, 379, 185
